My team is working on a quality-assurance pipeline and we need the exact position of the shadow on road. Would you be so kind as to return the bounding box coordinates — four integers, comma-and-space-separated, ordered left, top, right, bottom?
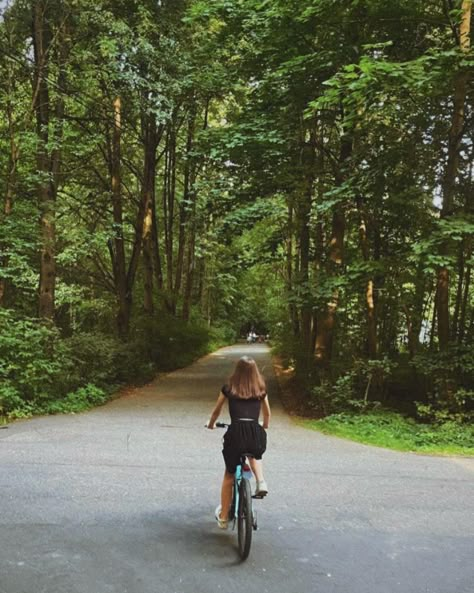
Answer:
134, 509, 247, 567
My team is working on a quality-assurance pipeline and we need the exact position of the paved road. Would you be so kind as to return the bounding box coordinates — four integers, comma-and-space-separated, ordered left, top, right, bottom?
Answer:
1, 344, 473, 593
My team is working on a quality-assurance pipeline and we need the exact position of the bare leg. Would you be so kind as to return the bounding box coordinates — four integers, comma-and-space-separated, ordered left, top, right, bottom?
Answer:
248, 458, 264, 482
220, 470, 234, 519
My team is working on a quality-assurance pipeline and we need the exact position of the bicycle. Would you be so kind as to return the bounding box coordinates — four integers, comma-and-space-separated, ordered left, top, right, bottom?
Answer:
215, 421, 259, 560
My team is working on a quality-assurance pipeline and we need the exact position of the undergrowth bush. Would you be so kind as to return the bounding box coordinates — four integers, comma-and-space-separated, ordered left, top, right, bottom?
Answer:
0, 309, 71, 405
310, 357, 396, 416
132, 314, 215, 371
209, 323, 237, 351
62, 331, 122, 388
38, 384, 107, 415
270, 322, 299, 369
412, 345, 474, 423
0, 308, 234, 420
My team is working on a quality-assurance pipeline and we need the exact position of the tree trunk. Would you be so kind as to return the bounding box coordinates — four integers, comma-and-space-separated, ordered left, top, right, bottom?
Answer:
181, 168, 199, 322
175, 110, 196, 304
167, 128, 176, 300
161, 130, 170, 292
33, 2, 55, 320
312, 127, 325, 354
430, 288, 438, 350
140, 115, 161, 314
458, 148, 473, 342
151, 179, 164, 293
458, 241, 472, 343
181, 172, 199, 322
452, 242, 465, 339
110, 96, 129, 337
0, 68, 19, 306
182, 101, 208, 321
314, 206, 346, 366
143, 237, 154, 314
197, 257, 205, 316
406, 264, 427, 357
436, 0, 471, 349
286, 201, 299, 336
315, 135, 352, 366
466, 303, 474, 344
33, 4, 68, 321
182, 224, 196, 321
162, 126, 176, 311
311, 219, 324, 355
357, 198, 378, 358
298, 125, 315, 366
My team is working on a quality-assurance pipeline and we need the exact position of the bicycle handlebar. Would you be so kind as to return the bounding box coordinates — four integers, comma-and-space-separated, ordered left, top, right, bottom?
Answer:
204, 422, 229, 428
207, 422, 265, 428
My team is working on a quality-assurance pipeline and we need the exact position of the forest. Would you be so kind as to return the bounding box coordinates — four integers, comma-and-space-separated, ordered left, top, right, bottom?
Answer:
0, 0, 473, 450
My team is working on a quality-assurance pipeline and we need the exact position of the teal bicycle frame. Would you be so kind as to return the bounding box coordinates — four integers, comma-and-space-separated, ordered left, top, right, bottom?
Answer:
229, 454, 252, 525
216, 422, 256, 559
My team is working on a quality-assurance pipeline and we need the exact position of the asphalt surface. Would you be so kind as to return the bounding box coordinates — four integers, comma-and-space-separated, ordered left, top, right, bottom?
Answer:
1, 343, 473, 593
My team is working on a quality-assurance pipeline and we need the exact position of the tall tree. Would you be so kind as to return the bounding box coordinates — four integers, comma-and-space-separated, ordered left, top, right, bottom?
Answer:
32, 1, 69, 320
436, 0, 472, 349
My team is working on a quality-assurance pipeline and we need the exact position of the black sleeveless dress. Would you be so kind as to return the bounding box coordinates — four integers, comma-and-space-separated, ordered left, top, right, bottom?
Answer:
221, 384, 267, 474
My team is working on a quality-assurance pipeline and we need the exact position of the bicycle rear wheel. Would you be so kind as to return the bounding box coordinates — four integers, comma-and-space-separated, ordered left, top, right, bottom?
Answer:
237, 478, 253, 560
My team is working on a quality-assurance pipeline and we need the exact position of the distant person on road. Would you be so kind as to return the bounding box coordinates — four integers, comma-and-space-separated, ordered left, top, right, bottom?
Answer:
206, 356, 271, 529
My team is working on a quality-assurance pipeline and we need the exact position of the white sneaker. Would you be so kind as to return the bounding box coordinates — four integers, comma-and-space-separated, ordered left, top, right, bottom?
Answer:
255, 480, 268, 498
215, 505, 228, 529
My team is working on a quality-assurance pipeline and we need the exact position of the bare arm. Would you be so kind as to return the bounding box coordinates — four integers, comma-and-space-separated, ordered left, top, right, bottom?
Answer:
206, 392, 226, 429
262, 395, 271, 429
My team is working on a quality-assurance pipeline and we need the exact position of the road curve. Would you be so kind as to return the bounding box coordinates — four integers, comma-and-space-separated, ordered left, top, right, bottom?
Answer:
1, 343, 473, 593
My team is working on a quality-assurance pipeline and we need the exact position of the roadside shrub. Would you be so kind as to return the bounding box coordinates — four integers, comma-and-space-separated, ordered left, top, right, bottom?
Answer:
0, 383, 31, 416
412, 345, 474, 422
310, 357, 396, 416
132, 313, 217, 371
38, 384, 107, 415
113, 336, 156, 384
208, 322, 237, 350
0, 308, 70, 402
270, 324, 302, 370
311, 373, 382, 416
62, 331, 123, 387
415, 389, 474, 424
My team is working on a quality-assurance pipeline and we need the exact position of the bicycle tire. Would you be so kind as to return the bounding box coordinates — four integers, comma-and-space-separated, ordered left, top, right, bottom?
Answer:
237, 478, 253, 560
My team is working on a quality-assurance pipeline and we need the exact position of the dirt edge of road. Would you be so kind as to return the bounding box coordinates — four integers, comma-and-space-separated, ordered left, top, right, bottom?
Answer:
270, 353, 318, 418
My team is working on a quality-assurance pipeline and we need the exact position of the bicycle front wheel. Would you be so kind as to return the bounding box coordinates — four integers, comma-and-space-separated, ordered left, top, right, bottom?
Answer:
237, 478, 253, 560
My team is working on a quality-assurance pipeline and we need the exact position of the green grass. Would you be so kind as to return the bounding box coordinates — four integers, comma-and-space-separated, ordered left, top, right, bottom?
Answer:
298, 411, 474, 456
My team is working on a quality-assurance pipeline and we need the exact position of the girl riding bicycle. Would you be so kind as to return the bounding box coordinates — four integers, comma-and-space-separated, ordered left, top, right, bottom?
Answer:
206, 356, 271, 529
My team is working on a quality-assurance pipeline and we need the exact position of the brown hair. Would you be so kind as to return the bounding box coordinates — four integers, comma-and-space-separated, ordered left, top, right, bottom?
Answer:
228, 356, 266, 399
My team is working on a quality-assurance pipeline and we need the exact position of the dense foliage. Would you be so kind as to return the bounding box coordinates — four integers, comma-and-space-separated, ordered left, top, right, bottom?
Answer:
0, 1, 473, 426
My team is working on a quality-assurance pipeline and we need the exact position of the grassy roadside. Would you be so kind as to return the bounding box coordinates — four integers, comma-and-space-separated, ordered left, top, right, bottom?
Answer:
271, 355, 474, 457
298, 412, 474, 456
